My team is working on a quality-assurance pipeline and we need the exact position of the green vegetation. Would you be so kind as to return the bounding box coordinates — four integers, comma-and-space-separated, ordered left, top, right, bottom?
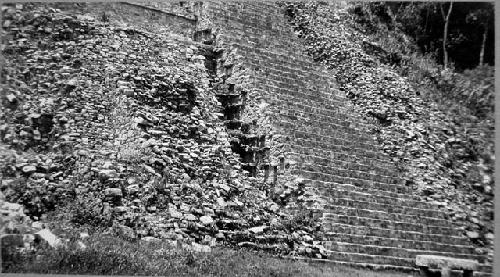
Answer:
2, 232, 414, 277
349, 2, 495, 119
353, 2, 494, 70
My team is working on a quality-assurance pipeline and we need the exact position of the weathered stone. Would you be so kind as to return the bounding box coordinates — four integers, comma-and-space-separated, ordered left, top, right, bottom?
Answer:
190, 242, 211, 253
6, 94, 17, 103
170, 210, 183, 219
415, 255, 478, 271
248, 226, 266, 234
2, 202, 24, 214
185, 213, 196, 221
1, 234, 24, 248
126, 184, 139, 194
99, 169, 117, 179
77, 240, 87, 249
142, 236, 161, 243
22, 165, 37, 174
269, 203, 279, 213
199, 215, 214, 225
31, 173, 46, 179
33, 130, 42, 140
105, 188, 123, 197
303, 235, 313, 242
114, 206, 128, 213
466, 231, 480, 239
31, 221, 44, 229
35, 229, 62, 248
80, 232, 89, 239
116, 225, 136, 240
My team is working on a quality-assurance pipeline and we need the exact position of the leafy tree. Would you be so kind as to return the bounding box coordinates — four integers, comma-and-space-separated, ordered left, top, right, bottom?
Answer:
465, 3, 494, 66
362, 2, 495, 70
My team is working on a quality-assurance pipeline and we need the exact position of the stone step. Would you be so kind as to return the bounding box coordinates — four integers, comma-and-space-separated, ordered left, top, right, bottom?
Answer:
227, 129, 243, 136
298, 163, 399, 189
474, 272, 493, 277
323, 195, 445, 220
297, 169, 409, 195
324, 204, 456, 231
288, 256, 417, 273
291, 256, 492, 277
310, 179, 424, 203
323, 242, 484, 263
293, 154, 399, 181
322, 188, 453, 221
322, 249, 415, 267
324, 223, 468, 246
285, 132, 392, 159
291, 149, 399, 179
323, 213, 460, 236
310, 179, 428, 206
477, 264, 493, 274
224, 101, 244, 108
215, 90, 241, 96
272, 90, 360, 121
323, 187, 436, 211
323, 232, 474, 255
289, 117, 376, 144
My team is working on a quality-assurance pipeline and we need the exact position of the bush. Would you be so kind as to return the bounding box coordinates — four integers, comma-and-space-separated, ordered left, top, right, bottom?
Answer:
3, 178, 73, 218
349, 2, 495, 120
438, 66, 494, 118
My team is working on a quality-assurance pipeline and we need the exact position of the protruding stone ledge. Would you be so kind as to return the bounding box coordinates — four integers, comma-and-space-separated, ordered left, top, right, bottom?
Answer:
416, 255, 478, 277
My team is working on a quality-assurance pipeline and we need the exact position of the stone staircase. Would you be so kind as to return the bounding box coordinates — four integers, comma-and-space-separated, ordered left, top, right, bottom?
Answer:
197, 2, 492, 276
112, 1, 492, 276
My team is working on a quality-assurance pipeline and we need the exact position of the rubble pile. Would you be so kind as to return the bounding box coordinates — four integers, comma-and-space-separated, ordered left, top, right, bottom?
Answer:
1, 3, 325, 260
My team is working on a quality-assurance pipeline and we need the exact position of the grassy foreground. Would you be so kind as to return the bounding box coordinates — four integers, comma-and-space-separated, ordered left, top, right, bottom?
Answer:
2, 233, 415, 277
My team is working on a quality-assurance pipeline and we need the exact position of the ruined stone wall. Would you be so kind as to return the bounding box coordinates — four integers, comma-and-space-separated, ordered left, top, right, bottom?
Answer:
66, 2, 197, 37
107, 1, 490, 274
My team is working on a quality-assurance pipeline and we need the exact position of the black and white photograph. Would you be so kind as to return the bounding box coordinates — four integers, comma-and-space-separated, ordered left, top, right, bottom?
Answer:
0, 1, 495, 276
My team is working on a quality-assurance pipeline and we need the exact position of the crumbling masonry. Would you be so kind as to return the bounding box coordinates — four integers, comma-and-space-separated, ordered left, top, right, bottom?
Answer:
110, 1, 494, 275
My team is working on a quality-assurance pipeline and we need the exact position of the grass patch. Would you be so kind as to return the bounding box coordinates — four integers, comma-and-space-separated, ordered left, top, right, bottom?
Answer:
2, 233, 415, 277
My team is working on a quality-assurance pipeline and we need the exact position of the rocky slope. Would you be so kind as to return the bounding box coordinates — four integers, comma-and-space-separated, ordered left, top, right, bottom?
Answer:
1, 2, 324, 261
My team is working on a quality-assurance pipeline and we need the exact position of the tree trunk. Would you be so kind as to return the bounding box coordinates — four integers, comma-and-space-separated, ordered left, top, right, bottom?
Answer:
386, 4, 397, 29
440, 2, 453, 68
479, 24, 488, 66
424, 5, 429, 33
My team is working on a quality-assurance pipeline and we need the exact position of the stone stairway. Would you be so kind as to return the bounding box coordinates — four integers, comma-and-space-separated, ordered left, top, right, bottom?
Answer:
197, 2, 492, 276
111, 1, 492, 276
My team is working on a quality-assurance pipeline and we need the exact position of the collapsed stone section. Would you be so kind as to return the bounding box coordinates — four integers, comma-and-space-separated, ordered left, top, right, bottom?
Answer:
129, 77, 198, 113
196, 32, 272, 179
